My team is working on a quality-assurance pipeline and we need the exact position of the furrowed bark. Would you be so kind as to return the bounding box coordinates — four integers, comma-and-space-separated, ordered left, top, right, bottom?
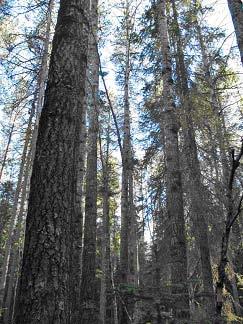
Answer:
13, 1, 89, 323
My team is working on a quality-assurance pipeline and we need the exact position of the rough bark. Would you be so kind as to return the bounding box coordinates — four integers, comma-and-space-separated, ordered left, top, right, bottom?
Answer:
80, 0, 99, 322
227, 0, 243, 65
171, 0, 215, 320
13, 1, 89, 323
157, 0, 190, 321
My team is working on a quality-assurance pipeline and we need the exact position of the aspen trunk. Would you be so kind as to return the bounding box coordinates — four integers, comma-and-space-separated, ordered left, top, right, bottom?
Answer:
13, 1, 89, 322
157, 0, 190, 321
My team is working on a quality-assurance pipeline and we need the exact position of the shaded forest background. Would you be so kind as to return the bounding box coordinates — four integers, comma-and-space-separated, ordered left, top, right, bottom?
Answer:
0, 0, 243, 323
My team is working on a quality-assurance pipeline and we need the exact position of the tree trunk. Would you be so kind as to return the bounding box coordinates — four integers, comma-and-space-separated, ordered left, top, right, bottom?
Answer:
171, 0, 215, 320
157, 0, 190, 321
99, 170, 111, 324
119, 3, 136, 320
2, 145, 32, 324
227, 0, 243, 65
215, 142, 243, 323
80, 0, 99, 322
31, 0, 55, 160
0, 106, 34, 310
0, 121, 15, 184
99, 115, 113, 324
13, 1, 89, 323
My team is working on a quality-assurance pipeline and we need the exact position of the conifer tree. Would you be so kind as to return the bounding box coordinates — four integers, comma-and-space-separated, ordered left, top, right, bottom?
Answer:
13, 1, 89, 322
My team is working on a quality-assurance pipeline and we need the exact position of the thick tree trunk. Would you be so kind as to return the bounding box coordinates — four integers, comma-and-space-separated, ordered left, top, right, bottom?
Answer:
227, 0, 243, 65
13, 1, 89, 323
157, 1, 190, 321
171, 1, 215, 320
1, 6, 55, 319
80, 1, 99, 322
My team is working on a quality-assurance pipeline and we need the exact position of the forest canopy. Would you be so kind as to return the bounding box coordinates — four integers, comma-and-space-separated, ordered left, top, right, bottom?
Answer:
0, 0, 243, 323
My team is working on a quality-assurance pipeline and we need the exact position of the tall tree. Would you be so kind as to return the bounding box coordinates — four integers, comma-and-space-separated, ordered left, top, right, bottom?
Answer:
156, 0, 190, 321
99, 110, 113, 324
80, 0, 99, 322
13, 1, 89, 322
170, 0, 215, 320
117, 1, 138, 323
